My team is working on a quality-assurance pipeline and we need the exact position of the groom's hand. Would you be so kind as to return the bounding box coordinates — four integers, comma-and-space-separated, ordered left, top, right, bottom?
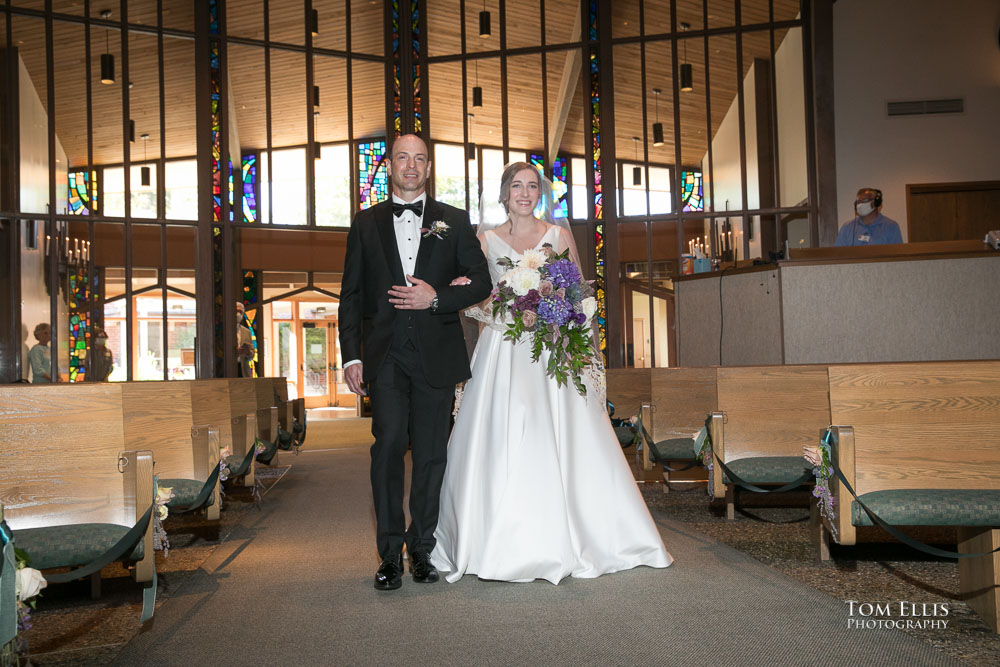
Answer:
345, 363, 366, 396
388, 276, 437, 310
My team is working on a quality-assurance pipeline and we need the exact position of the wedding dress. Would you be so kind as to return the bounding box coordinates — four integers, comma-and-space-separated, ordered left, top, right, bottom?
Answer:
430, 225, 673, 584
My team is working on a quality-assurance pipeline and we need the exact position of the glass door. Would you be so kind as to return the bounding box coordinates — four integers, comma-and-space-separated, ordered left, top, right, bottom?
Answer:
301, 322, 333, 408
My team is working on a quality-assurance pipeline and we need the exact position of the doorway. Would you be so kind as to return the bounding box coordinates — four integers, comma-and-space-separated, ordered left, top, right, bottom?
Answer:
300, 321, 335, 408
264, 298, 353, 412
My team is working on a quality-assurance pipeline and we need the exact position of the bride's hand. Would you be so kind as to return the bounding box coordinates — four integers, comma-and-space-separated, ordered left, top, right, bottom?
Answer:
450, 276, 472, 287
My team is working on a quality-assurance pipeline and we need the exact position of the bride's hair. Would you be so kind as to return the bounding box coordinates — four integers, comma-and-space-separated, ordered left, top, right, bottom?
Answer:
496, 161, 554, 224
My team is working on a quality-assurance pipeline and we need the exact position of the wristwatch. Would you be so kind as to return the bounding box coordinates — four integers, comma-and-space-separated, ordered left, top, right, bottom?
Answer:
429, 293, 440, 312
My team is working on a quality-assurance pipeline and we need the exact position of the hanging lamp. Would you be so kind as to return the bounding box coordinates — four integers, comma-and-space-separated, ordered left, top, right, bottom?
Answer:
680, 22, 693, 92
652, 89, 664, 147
100, 10, 114, 85
140, 134, 150, 187
473, 60, 483, 107
479, 1, 491, 38
632, 137, 642, 186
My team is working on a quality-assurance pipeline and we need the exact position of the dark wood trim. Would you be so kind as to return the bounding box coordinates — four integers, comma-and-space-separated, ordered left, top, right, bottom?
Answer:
906, 180, 1000, 195
346, 0, 356, 219
194, 0, 215, 379
809, 0, 838, 246
218, 0, 235, 378
0, 41, 21, 381
754, 57, 776, 256
304, 0, 316, 225
598, 0, 621, 369
499, 0, 509, 164
120, 0, 133, 380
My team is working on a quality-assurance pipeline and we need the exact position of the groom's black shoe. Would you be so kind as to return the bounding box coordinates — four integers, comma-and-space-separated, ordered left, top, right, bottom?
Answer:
374, 554, 403, 591
408, 551, 439, 583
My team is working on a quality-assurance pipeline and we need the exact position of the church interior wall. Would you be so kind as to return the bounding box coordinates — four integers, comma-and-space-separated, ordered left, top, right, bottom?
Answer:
833, 0, 1000, 240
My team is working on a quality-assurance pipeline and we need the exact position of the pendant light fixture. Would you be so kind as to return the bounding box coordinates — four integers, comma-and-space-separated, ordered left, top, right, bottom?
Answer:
479, 1, 491, 38
680, 22, 694, 92
129, 119, 135, 143
313, 85, 320, 108
310, 9, 319, 36
313, 141, 322, 160
467, 113, 477, 160
100, 10, 114, 85
472, 60, 483, 107
140, 134, 150, 187
652, 88, 664, 147
632, 137, 642, 186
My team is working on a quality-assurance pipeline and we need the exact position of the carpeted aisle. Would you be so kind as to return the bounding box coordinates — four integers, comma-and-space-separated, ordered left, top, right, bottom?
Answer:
111, 446, 957, 666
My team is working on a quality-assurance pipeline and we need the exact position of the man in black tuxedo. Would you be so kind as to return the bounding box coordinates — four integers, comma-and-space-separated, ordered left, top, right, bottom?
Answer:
339, 134, 491, 591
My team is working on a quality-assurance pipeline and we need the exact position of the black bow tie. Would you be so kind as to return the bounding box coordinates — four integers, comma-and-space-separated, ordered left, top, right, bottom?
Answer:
393, 201, 423, 218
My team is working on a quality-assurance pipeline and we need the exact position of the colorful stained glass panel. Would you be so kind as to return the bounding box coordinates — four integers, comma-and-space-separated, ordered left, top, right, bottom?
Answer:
681, 170, 704, 212
358, 141, 389, 210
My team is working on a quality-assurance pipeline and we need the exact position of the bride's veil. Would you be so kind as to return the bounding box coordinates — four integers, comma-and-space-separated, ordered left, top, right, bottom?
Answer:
476, 162, 571, 236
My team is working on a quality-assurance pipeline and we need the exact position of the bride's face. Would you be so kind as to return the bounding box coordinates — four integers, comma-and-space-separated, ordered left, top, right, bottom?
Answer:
507, 169, 540, 216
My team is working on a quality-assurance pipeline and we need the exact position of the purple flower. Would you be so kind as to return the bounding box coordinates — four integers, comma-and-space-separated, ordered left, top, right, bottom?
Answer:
514, 289, 541, 312
537, 296, 572, 326
570, 312, 587, 327
545, 259, 582, 289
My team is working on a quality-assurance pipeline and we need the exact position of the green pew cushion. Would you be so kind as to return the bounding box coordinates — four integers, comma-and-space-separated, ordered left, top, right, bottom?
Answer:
650, 438, 697, 461
851, 489, 1000, 527
160, 478, 215, 509
722, 456, 812, 485
11, 524, 143, 571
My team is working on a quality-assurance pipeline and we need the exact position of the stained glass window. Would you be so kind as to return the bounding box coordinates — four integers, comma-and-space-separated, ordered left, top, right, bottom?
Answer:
589, 0, 606, 359
681, 170, 704, 212
551, 157, 569, 220
242, 154, 258, 223
68, 267, 92, 382
359, 140, 388, 210
411, 1, 422, 134
242, 270, 259, 378
392, 0, 401, 136
68, 170, 97, 215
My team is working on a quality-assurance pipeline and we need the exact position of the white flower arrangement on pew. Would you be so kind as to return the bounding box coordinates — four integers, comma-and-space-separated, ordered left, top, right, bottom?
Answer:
1, 548, 47, 663
153, 484, 175, 557
804, 434, 838, 542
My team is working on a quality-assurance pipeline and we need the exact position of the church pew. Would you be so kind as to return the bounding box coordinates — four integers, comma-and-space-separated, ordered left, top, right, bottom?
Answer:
120, 382, 223, 520
642, 367, 717, 491
0, 384, 155, 600
606, 368, 651, 420
710, 365, 830, 518
822, 361, 1000, 632
226, 379, 258, 486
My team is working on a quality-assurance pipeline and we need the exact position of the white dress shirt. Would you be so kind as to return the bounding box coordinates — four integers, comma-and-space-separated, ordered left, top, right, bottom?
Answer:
343, 192, 427, 371
392, 192, 426, 286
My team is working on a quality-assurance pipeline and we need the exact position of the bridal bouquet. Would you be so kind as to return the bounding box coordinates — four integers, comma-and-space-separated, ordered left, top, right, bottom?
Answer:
491, 245, 599, 396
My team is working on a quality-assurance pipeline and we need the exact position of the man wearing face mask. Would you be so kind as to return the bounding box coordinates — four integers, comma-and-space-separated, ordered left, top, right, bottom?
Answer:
834, 187, 903, 247
88, 326, 114, 381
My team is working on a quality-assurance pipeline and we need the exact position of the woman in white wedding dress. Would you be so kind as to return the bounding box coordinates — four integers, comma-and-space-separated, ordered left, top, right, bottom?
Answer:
430, 162, 673, 584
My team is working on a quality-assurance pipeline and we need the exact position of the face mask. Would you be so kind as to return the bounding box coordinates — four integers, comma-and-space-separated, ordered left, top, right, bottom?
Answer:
856, 201, 875, 217
96, 337, 107, 346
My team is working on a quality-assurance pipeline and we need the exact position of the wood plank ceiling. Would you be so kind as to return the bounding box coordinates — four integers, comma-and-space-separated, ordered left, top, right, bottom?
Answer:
11, 0, 801, 171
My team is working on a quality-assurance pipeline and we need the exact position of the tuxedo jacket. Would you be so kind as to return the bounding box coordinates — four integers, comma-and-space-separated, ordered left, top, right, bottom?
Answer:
338, 197, 492, 388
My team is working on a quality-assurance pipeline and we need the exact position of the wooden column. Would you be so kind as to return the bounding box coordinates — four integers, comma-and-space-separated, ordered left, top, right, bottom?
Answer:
810, 0, 838, 246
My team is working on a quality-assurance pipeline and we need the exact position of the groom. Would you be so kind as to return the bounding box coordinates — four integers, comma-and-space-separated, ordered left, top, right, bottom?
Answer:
339, 133, 492, 591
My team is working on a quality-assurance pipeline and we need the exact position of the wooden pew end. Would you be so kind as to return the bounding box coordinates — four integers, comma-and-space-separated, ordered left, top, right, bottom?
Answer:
958, 527, 1000, 634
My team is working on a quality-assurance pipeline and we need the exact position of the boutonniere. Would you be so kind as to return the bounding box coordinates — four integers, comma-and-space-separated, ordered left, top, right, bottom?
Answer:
420, 220, 450, 239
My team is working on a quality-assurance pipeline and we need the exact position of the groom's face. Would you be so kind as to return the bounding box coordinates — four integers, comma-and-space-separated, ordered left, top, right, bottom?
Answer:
387, 134, 430, 199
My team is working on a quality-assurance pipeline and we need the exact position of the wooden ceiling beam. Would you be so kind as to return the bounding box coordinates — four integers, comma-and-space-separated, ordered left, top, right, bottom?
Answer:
546, 1, 581, 165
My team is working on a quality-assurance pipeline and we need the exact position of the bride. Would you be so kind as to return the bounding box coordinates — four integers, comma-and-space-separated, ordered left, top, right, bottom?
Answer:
429, 162, 673, 584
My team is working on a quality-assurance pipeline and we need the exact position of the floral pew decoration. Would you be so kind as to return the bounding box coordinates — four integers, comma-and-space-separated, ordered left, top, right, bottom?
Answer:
803, 434, 838, 543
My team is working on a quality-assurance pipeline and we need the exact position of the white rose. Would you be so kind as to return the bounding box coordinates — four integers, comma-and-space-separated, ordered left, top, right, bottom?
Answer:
517, 249, 547, 270
16, 567, 47, 602
581, 296, 598, 323
508, 267, 541, 296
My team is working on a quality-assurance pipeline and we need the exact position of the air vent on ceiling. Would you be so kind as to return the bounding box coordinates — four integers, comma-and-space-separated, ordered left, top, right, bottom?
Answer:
887, 98, 964, 117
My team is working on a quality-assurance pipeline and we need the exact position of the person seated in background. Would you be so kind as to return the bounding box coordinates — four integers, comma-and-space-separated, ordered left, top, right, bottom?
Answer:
834, 187, 903, 247
89, 326, 114, 381
28, 322, 52, 383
